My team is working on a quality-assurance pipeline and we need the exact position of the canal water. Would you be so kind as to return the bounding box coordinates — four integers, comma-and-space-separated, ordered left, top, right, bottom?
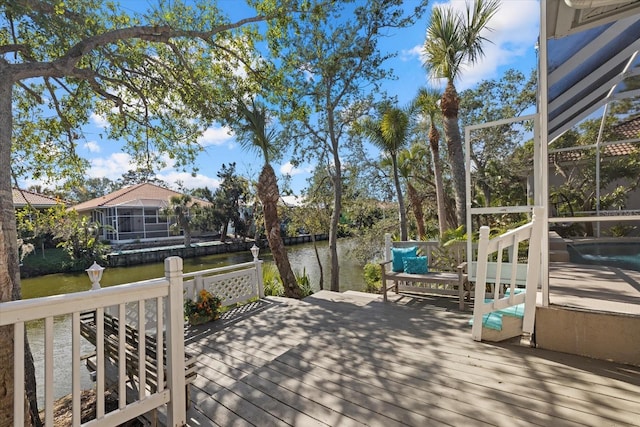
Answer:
22, 239, 368, 406
21, 239, 366, 298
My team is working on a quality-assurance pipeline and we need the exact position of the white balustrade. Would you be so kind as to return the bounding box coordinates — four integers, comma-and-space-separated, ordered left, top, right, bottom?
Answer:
0, 256, 265, 426
471, 206, 544, 342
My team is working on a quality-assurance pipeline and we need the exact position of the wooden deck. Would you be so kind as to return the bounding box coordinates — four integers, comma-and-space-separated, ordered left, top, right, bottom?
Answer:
549, 262, 640, 315
173, 290, 640, 426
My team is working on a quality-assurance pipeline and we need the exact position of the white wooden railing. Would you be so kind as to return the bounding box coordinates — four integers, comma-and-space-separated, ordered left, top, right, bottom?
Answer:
183, 260, 264, 307
471, 206, 544, 342
0, 256, 264, 426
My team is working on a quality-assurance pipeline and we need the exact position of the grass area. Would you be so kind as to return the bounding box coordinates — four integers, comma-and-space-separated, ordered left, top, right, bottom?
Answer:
20, 247, 80, 277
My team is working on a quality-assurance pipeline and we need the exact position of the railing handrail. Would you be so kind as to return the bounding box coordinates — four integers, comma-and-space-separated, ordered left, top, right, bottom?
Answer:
0, 278, 167, 325
181, 261, 258, 278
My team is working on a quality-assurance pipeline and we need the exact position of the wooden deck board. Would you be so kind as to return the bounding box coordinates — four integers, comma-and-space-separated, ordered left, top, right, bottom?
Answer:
179, 291, 640, 427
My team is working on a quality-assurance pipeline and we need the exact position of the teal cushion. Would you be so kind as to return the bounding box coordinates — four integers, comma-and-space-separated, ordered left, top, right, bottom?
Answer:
391, 246, 417, 272
403, 256, 428, 274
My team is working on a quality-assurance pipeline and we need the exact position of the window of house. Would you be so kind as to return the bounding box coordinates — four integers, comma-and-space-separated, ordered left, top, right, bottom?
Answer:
144, 208, 158, 224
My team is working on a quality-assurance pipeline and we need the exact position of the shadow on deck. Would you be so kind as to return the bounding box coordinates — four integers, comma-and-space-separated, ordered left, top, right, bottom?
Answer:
174, 291, 640, 426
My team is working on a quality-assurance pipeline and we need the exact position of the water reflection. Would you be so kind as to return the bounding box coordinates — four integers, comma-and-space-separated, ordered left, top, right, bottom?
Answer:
21, 239, 366, 299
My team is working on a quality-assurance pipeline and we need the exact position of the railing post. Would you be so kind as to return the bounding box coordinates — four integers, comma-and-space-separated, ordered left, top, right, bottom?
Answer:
164, 256, 186, 425
523, 207, 544, 336
472, 226, 491, 341
256, 260, 264, 298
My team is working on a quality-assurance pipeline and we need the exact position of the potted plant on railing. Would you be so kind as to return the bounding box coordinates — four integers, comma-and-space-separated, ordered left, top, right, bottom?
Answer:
184, 289, 222, 325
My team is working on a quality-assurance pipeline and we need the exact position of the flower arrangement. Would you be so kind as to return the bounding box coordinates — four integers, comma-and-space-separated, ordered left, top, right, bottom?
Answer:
184, 289, 222, 325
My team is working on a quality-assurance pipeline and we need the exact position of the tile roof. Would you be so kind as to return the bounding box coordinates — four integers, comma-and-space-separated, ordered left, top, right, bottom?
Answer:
12, 188, 60, 208
73, 183, 211, 211
613, 115, 640, 140
549, 141, 639, 163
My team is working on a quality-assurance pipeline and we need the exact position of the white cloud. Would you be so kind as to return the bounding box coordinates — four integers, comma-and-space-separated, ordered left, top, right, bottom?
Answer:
157, 171, 220, 191
400, 45, 423, 62
86, 152, 220, 190
280, 161, 313, 177
84, 141, 101, 153
88, 152, 133, 181
421, 0, 539, 90
197, 125, 235, 147
90, 112, 109, 129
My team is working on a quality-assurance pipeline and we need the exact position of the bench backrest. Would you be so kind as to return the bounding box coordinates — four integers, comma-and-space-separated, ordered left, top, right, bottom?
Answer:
384, 234, 466, 272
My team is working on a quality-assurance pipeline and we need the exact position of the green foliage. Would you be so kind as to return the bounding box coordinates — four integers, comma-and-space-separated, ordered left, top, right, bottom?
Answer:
295, 268, 314, 297
18, 204, 110, 268
19, 247, 74, 277
423, 0, 501, 82
459, 69, 537, 210
53, 213, 110, 268
162, 194, 195, 246
262, 263, 284, 297
350, 214, 397, 264
262, 262, 315, 297
549, 116, 640, 237
363, 262, 382, 294
608, 224, 637, 237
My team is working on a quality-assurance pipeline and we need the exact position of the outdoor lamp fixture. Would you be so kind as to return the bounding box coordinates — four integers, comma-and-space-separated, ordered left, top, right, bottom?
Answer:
86, 262, 105, 290
250, 244, 260, 261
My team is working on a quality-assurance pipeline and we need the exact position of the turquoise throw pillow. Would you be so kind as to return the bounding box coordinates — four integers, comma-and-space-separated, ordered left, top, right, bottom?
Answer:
404, 256, 428, 274
391, 246, 417, 272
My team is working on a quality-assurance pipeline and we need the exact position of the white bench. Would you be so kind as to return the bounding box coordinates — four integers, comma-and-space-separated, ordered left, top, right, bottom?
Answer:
380, 239, 467, 310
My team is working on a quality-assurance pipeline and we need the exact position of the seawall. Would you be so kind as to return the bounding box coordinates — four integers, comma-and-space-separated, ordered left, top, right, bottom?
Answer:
106, 234, 328, 267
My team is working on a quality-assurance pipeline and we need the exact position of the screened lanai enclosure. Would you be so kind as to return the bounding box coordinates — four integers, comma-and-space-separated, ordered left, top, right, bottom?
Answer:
463, 0, 640, 364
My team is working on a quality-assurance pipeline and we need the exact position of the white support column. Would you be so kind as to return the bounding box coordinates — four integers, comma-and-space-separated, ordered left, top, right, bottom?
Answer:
523, 207, 544, 336
164, 256, 186, 425
539, 0, 550, 307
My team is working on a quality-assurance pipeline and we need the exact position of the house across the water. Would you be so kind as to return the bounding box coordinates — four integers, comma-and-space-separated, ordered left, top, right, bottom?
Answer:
12, 187, 60, 210
72, 182, 211, 244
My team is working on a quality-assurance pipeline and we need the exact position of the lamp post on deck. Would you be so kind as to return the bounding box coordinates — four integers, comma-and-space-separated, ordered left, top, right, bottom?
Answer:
86, 261, 105, 290
250, 244, 260, 261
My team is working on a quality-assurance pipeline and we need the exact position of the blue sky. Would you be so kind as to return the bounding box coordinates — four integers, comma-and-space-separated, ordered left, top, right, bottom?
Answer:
21, 0, 540, 195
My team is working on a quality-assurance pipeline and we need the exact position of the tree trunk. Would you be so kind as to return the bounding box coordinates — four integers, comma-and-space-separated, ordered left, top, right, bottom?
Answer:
407, 182, 425, 239
220, 221, 228, 242
310, 233, 324, 290
391, 155, 408, 240
0, 75, 38, 426
429, 123, 449, 235
441, 81, 466, 229
257, 164, 302, 299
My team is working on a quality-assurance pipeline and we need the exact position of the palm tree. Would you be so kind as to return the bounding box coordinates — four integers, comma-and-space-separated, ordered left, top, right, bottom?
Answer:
234, 98, 303, 299
396, 145, 427, 239
356, 105, 410, 240
422, 0, 500, 228
413, 87, 450, 235
164, 194, 195, 247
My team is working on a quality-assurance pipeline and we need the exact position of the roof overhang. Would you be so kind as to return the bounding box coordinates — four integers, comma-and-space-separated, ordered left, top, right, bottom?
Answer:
545, 0, 640, 141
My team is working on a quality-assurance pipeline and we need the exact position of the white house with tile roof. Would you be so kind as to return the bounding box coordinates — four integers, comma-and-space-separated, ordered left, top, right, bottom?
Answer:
72, 182, 212, 243
12, 188, 61, 210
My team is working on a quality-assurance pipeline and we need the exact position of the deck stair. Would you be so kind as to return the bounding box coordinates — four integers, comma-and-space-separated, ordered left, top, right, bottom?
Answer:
469, 301, 525, 342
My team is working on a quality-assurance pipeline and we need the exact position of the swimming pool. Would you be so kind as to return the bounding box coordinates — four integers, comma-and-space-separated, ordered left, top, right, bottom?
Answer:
568, 240, 640, 272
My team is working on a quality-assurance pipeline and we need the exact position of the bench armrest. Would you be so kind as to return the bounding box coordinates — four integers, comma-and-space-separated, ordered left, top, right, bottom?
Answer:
457, 261, 467, 273
379, 260, 392, 267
